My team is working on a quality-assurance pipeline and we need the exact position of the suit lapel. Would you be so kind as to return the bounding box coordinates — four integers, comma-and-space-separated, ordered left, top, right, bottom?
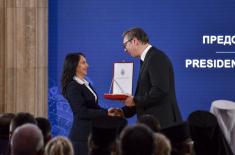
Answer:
138, 47, 153, 79
135, 47, 153, 95
81, 83, 98, 104
88, 84, 98, 103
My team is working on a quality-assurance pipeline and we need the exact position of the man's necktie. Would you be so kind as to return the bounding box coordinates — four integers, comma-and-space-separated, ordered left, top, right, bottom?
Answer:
140, 60, 144, 67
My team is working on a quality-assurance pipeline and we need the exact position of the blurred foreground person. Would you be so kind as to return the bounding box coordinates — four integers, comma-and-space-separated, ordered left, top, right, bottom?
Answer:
188, 110, 233, 155
88, 116, 127, 155
10, 124, 44, 155
45, 136, 74, 155
137, 114, 161, 132
154, 133, 171, 155
36, 117, 52, 146
161, 121, 195, 155
119, 124, 155, 155
0, 113, 15, 155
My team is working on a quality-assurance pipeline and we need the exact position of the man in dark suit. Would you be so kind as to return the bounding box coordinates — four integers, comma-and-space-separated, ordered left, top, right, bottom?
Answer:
120, 27, 182, 128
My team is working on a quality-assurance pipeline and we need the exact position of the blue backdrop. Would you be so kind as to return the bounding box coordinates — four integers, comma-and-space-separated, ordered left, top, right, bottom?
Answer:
48, 0, 235, 136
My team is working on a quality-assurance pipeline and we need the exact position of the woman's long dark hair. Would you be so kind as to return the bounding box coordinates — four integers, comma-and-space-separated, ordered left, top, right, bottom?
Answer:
61, 52, 85, 98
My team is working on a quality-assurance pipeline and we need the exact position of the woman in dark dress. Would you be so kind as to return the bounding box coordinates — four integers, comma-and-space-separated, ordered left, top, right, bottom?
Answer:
61, 53, 110, 155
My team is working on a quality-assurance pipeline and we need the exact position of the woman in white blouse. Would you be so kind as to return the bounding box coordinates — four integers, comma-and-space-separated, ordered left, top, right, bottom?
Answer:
61, 52, 109, 155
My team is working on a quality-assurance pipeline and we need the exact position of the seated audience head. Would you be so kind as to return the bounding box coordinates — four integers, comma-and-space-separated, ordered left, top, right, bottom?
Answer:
119, 124, 155, 155
10, 112, 36, 137
188, 110, 233, 155
0, 113, 15, 154
137, 114, 161, 132
89, 116, 127, 155
0, 113, 15, 139
36, 117, 52, 145
154, 133, 171, 155
161, 121, 193, 155
10, 123, 44, 155
44, 136, 74, 155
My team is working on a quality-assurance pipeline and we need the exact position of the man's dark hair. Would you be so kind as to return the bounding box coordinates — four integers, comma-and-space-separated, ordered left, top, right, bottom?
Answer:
122, 27, 149, 44
119, 124, 155, 155
89, 116, 127, 155
0, 113, 15, 138
137, 114, 161, 132
36, 117, 52, 145
10, 112, 36, 134
0, 113, 16, 155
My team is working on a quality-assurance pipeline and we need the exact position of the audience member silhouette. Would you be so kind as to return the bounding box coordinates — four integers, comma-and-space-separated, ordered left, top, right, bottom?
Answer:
188, 110, 233, 155
161, 121, 194, 155
137, 114, 161, 132
0, 113, 15, 155
7, 112, 37, 155
88, 116, 127, 155
45, 136, 74, 155
36, 117, 52, 146
10, 124, 44, 155
10, 112, 36, 137
154, 133, 171, 155
119, 124, 155, 155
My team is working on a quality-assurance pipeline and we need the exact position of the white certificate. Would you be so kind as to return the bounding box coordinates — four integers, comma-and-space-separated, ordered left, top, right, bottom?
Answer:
112, 62, 133, 95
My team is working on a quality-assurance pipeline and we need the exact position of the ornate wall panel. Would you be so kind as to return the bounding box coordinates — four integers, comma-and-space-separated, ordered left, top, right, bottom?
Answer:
0, 0, 48, 117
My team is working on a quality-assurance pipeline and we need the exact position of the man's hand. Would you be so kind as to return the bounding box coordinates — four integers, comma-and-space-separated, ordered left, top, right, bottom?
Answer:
108, 108, 124, 117
124, 96, 135, 107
